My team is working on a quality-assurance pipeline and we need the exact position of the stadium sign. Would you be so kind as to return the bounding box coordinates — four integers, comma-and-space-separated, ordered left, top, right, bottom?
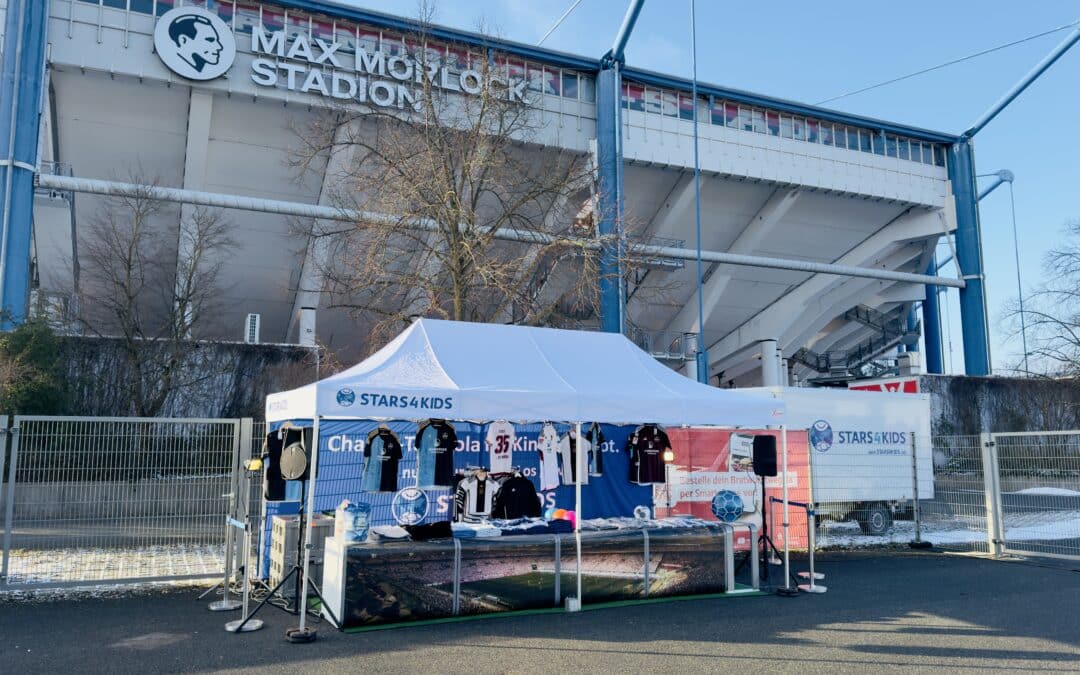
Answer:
155, 8, 529, 110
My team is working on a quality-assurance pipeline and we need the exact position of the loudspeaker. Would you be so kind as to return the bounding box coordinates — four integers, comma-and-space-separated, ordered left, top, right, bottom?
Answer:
752, 435, 778, 477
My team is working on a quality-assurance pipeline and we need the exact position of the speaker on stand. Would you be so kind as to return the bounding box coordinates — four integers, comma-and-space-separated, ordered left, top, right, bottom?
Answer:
226, 428, 338, 639
753, 435, 797, 595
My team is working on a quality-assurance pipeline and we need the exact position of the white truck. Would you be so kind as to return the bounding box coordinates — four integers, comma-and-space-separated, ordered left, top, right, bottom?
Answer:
747, 386, 934, 535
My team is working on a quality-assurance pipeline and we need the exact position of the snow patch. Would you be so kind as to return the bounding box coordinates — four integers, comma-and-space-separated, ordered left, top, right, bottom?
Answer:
1008, 487, 1080, 497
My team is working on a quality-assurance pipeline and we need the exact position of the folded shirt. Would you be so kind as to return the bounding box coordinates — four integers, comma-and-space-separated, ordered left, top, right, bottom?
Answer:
370, 525, 410, 540
451, 522, 501, 538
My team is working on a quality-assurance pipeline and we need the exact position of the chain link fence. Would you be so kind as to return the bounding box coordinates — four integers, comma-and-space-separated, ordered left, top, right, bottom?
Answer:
1, 416, 244, 589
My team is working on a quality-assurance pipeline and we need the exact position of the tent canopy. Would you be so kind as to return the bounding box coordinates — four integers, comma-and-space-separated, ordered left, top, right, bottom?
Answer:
266, 319, 783, 427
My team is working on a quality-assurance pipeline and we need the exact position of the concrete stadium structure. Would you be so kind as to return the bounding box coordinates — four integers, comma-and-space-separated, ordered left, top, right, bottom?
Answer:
1, 0, 1019, 387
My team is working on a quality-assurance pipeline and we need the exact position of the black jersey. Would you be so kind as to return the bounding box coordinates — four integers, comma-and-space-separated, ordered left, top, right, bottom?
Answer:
627, 424, 671, 485
416, 419, 457, 488
363, 427, 403, 492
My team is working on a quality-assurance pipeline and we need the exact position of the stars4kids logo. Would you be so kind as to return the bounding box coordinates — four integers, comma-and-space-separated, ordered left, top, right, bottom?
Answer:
810, 419, 833, 452
336, 388, 356, 407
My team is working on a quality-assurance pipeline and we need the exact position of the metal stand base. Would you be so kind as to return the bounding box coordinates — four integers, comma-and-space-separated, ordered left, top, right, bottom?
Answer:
909, 540, 934, 550
285, 626, 317, 643
797, 583, 827, 594
209, 599, 242, 612
225, 618, 264, 632
776, 586, 800, 597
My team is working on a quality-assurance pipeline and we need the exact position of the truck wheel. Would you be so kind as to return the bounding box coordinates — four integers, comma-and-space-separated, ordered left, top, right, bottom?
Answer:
857, 503, 893, 536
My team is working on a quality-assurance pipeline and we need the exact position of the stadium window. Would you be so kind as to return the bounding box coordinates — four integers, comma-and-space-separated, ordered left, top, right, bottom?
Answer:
898, 139, 910, 161
767, 112, 780, 136
807, 119, 819, 143
711, 99, 726, 126
933, 145, 946, 166
858, 129, 871, 153
130, 0, 154, 13
821, 122, 834, 146
679, 94, 695, 121
752, 109, 766, 133
621, 83, 630, 109
871, 132, 885, 155
829, 126, 846, 149
885, 135, 898, 158
545, 68, 561, 95
725, 103, 739, 128
909, 142, 922, 163
527, 63, 544, 93
780, 115, 793, 139
625, 83, 645, 111
581, 76, 596, 103
662, 90, 678, 117
735, 106, 750, 131
562, 72, 579, 100
793, 117, 805, 141
103, 0, 126, 8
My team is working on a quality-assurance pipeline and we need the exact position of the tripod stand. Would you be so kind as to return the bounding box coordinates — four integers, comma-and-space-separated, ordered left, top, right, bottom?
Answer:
226, 480, 339, 639
757, 476, 798, 595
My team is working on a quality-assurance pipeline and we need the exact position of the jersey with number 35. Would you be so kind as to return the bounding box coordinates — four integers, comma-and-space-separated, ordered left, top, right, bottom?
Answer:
485, 420, 516, 473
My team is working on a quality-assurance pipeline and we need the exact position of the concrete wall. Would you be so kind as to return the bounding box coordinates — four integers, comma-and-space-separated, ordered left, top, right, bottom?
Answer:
57, 336, 314, 418
921, 375, 1080, 436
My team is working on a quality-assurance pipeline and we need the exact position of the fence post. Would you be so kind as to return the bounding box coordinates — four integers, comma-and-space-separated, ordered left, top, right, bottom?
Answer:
979, 432, 1004, 556
909, 431, 931, 549
0, 416, 11, 583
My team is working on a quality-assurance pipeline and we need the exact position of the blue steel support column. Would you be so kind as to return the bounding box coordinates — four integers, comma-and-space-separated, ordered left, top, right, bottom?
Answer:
905, 306, 919, 353
0, 0, 49, 326
595, 65, 623, 334
923, 257, 944, 373
949, 140, 992, 375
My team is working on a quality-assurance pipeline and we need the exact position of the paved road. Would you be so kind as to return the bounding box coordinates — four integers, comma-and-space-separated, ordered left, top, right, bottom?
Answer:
1, 551, 1078, 674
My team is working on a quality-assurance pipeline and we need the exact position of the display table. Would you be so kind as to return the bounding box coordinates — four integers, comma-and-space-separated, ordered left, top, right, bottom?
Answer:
322, 523, 744, 628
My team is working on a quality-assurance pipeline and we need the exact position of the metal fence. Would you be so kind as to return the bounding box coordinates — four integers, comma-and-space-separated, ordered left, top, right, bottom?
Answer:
1, 416, 249, 589
3, 417, 1077, 593
918, 435, 992, 554
990, 431, 1080, 560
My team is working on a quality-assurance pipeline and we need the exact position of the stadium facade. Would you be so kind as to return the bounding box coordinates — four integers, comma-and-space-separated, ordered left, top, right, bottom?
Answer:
0, 0, 993, 386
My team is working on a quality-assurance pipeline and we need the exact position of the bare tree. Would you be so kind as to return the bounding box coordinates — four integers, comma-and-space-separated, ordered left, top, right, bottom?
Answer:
289, 13, 627, 349
1003, 219, 1080, 377
79, 178, 237, 416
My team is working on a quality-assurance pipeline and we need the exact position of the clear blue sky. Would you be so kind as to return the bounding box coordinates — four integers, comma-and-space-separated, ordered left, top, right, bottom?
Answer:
343, 0, 1079, 375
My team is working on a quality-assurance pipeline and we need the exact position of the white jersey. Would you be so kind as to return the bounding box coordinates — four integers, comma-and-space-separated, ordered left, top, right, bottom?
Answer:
559, 432, 592, 485
485, 420, 516, 473
536, 423, 561, 491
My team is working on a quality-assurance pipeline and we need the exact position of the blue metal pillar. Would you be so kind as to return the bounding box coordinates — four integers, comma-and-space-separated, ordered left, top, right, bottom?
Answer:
949, 140, 991, 375
904, 306, 919, 353
595, 65, 623, 333
922, 257, 944, 373
0, 0, 49, 327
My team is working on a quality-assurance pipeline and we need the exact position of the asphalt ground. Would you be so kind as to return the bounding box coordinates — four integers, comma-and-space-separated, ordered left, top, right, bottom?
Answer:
1, 551, 1078, 674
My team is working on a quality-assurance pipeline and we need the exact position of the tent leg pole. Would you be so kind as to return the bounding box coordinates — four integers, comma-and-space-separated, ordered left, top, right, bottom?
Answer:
569, 421, 583, 612
777, 425, 797, 596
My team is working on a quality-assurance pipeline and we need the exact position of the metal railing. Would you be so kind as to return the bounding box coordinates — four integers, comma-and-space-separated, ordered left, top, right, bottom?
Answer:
1, 416, 247, 589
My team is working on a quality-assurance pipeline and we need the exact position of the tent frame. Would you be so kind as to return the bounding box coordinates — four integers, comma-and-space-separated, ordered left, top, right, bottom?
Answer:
291, 415, 792, 625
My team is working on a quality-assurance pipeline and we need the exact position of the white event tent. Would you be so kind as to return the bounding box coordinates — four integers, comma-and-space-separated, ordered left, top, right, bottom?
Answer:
266, 318, 784, 426
264, 319, 791, 615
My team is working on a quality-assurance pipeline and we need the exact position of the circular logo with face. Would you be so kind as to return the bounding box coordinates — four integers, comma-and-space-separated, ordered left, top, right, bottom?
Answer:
392, 487, 429, 526
154, 7, 236, 81
336, 388, 356, 407
810, 419, 833, 452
